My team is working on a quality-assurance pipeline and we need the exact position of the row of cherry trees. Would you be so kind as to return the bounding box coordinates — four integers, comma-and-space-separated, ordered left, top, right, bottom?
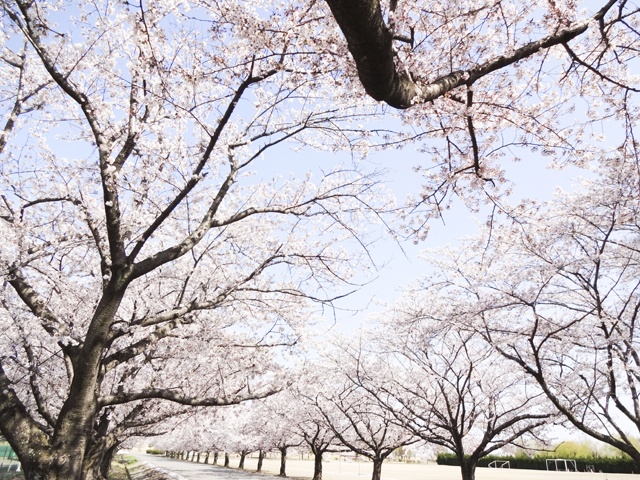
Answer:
150, 156, 640, 480
150, 329, 550, 480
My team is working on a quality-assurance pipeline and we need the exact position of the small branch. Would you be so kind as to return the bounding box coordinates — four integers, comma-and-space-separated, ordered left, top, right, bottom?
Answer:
562, 42, 640, 92
20, 196, 80, 220
466, 90, 480, 176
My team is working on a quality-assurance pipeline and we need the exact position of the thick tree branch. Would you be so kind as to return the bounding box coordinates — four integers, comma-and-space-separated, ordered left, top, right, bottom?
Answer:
101, 318, 190, 374
323, 0, 618, 108
97, 384, 282, 407
0, 362, 51, 457
495, 343, 640, 463
8, 269, 69, 338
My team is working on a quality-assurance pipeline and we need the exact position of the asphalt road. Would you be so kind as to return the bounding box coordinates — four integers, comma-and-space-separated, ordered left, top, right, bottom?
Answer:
133, 454, 272, 480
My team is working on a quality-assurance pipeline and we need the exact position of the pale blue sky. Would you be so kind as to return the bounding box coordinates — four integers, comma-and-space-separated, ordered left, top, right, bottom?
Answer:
323, 146, 596, 332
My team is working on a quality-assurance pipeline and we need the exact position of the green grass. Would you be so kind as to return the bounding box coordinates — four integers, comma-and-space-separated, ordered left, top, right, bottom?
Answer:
108, 462, 129, 480
114, 455, 138, 466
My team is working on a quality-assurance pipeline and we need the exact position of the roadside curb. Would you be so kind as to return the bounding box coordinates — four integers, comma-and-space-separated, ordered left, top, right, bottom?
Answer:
127, 461, 190, 480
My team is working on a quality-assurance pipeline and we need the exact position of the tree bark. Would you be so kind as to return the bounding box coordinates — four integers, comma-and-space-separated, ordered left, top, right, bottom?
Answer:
224, 453, 230, 467
3, 286, 127, 480
257, 451, 264, 472
322, 0, 418, 108
214, 451, 219, 465
460, 459, 477, 480
371, 458, 383, 480
238, 451, 247, 469
312, 451, 323, 480
279, 446, 287, 476
204, 452, 209, 464
82, 436, 119, 480
196, 452, 201, 463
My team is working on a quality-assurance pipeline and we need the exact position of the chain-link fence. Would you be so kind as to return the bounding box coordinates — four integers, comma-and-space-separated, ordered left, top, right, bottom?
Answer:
0, 442, 23, 480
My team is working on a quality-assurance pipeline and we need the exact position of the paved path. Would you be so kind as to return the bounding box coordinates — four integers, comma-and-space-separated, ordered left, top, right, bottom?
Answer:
133, 454, 272, 480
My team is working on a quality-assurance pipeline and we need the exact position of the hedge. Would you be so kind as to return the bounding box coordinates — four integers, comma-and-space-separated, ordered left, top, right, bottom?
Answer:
146, 449, 166, 455
436, 453, 640, 474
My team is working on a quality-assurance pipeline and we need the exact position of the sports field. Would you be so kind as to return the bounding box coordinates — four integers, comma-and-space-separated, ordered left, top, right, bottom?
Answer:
196, 455, 637, 480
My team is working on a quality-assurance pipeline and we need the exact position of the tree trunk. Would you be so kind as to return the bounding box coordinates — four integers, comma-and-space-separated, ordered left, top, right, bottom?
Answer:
78, 429, 119, 480
460, 459, 477, 480
204, 452, 210, 464
257, 451, 264, 472
224, 453, 230, 467
239, 451, 247, 469
11, 453, 54, 480
196, 452, 201, 463
8, 432, 118, 480
312, 451, 323, 480
279, 446, 287, 476
82, 439, 119, 480
45, 289, 128, 480
371, 458, 383, 480
214, 451, 219, 465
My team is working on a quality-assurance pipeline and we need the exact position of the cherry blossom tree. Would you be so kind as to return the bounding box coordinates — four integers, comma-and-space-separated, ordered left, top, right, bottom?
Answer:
0, 1, 393, 480
300, 418, 340, 480
289, 379, 344, 480
257, 393, 305, 476
216, 402, 274, 470
310, 345, 418, 480
401, 156, 640, 466
364, 321, 550, 480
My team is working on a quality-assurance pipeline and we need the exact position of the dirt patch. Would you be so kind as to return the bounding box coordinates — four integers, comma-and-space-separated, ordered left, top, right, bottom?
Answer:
0, 471, 24, 480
